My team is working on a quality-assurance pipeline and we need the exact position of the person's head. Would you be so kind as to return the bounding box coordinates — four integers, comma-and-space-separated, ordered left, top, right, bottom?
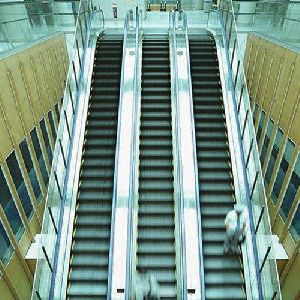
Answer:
234, 204, 244, 215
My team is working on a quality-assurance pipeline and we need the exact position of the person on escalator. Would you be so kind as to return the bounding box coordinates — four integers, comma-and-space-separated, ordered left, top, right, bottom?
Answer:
136, 267, 160, 299
223, 204, 248, 255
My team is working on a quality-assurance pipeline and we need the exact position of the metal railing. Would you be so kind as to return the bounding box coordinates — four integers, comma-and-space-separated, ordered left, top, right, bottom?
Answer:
0, 0, 84, 56
31, 1, 104, 298
231, 0, 300, 50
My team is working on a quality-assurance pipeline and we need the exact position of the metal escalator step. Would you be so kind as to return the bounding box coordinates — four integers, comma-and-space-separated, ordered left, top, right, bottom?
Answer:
80, 169, 114, 178
193, 88, 222, 95
72, 241, 110, 253
76, 215, 111, 226
199, 183, 233, 194
206, 287, 245, 300
141, 103, 171, 110
206, 271, 244, 285
199, 171, 232, 181
204, 257, 241, 271
196, 140, 228, 148
71, 254, 109, 267
74, 227, 111, 239
142, 87, 170, 94
200, 194, 234, 204
68, 283, 107, 298
202, 218, 226, 229
137, 256, 176, 268
67, 35, 122, 299
201, 205, 234, 217
139, 170, 173, 179
136, 36, 177, 298
141, 112, 172, 120
197, 161, 231, 170
77, 204, 112, 215
86, 120, 117, 127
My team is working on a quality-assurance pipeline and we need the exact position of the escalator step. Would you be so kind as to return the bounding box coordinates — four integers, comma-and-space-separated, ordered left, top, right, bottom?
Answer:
67, 35, 122, 299
190, 34, 245, 300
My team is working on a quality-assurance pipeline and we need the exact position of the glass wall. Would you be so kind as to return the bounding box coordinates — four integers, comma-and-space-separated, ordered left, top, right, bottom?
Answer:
19, 138, 43, 203
6, 151, 34, 219
265, 128, 284, 186
48, 111, 57, 142
280, 154, 300, 220
290, 204, 300, 240
40, 119, 53, 164
30, 128, 49, 186
0, 221, 13, 266
0, 166, 24, 240
260, 119, 274, 164
271, 140, 295, 202
257, 110, 266, 142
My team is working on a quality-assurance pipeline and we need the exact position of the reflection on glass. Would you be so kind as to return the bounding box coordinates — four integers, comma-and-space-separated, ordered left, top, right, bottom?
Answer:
0, 166, 24, 240
253, 103, 259, 122
280, 154, 300, 219
257, 110, 265, 142
6, 151, 34, 219
265, 128, 283, 185
48, 111, 57, 142
271, 140, 294, 203
260, 120, 273, 164
55, 103, 60, 124
290, 203, 300, 241
19, 139, 43, 203
30, 128, 49, 186
0, 221, 13, 266
40, 119, 53, 163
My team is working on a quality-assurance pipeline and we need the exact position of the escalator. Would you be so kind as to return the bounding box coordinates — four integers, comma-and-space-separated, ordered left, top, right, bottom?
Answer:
136, 36, 178, 299
66, 35, 123, 299
189, 34, 246, 299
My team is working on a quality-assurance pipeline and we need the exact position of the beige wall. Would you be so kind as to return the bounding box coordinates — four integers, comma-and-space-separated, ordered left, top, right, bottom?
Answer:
244, 34, 300, 300
0, 34, 68, 299
244, 34, 300, 143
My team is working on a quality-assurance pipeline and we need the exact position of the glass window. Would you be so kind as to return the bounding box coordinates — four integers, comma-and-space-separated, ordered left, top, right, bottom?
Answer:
48, 111, 57, 142
54, 103, 60, 124
271, 140, 295, 203
265, 128, 284, 185
253, 103, 259, 122
19, 139, 42, 203
0, 166, 24, 240
260, 119, 274, 164
6, 152, 34, 219
257, 110, 266, 142
30, 128, 49, 186
290, 203, 300, 241
0, 221, 13, 266
280, 154, 300, 219
40, 119, 53, 163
